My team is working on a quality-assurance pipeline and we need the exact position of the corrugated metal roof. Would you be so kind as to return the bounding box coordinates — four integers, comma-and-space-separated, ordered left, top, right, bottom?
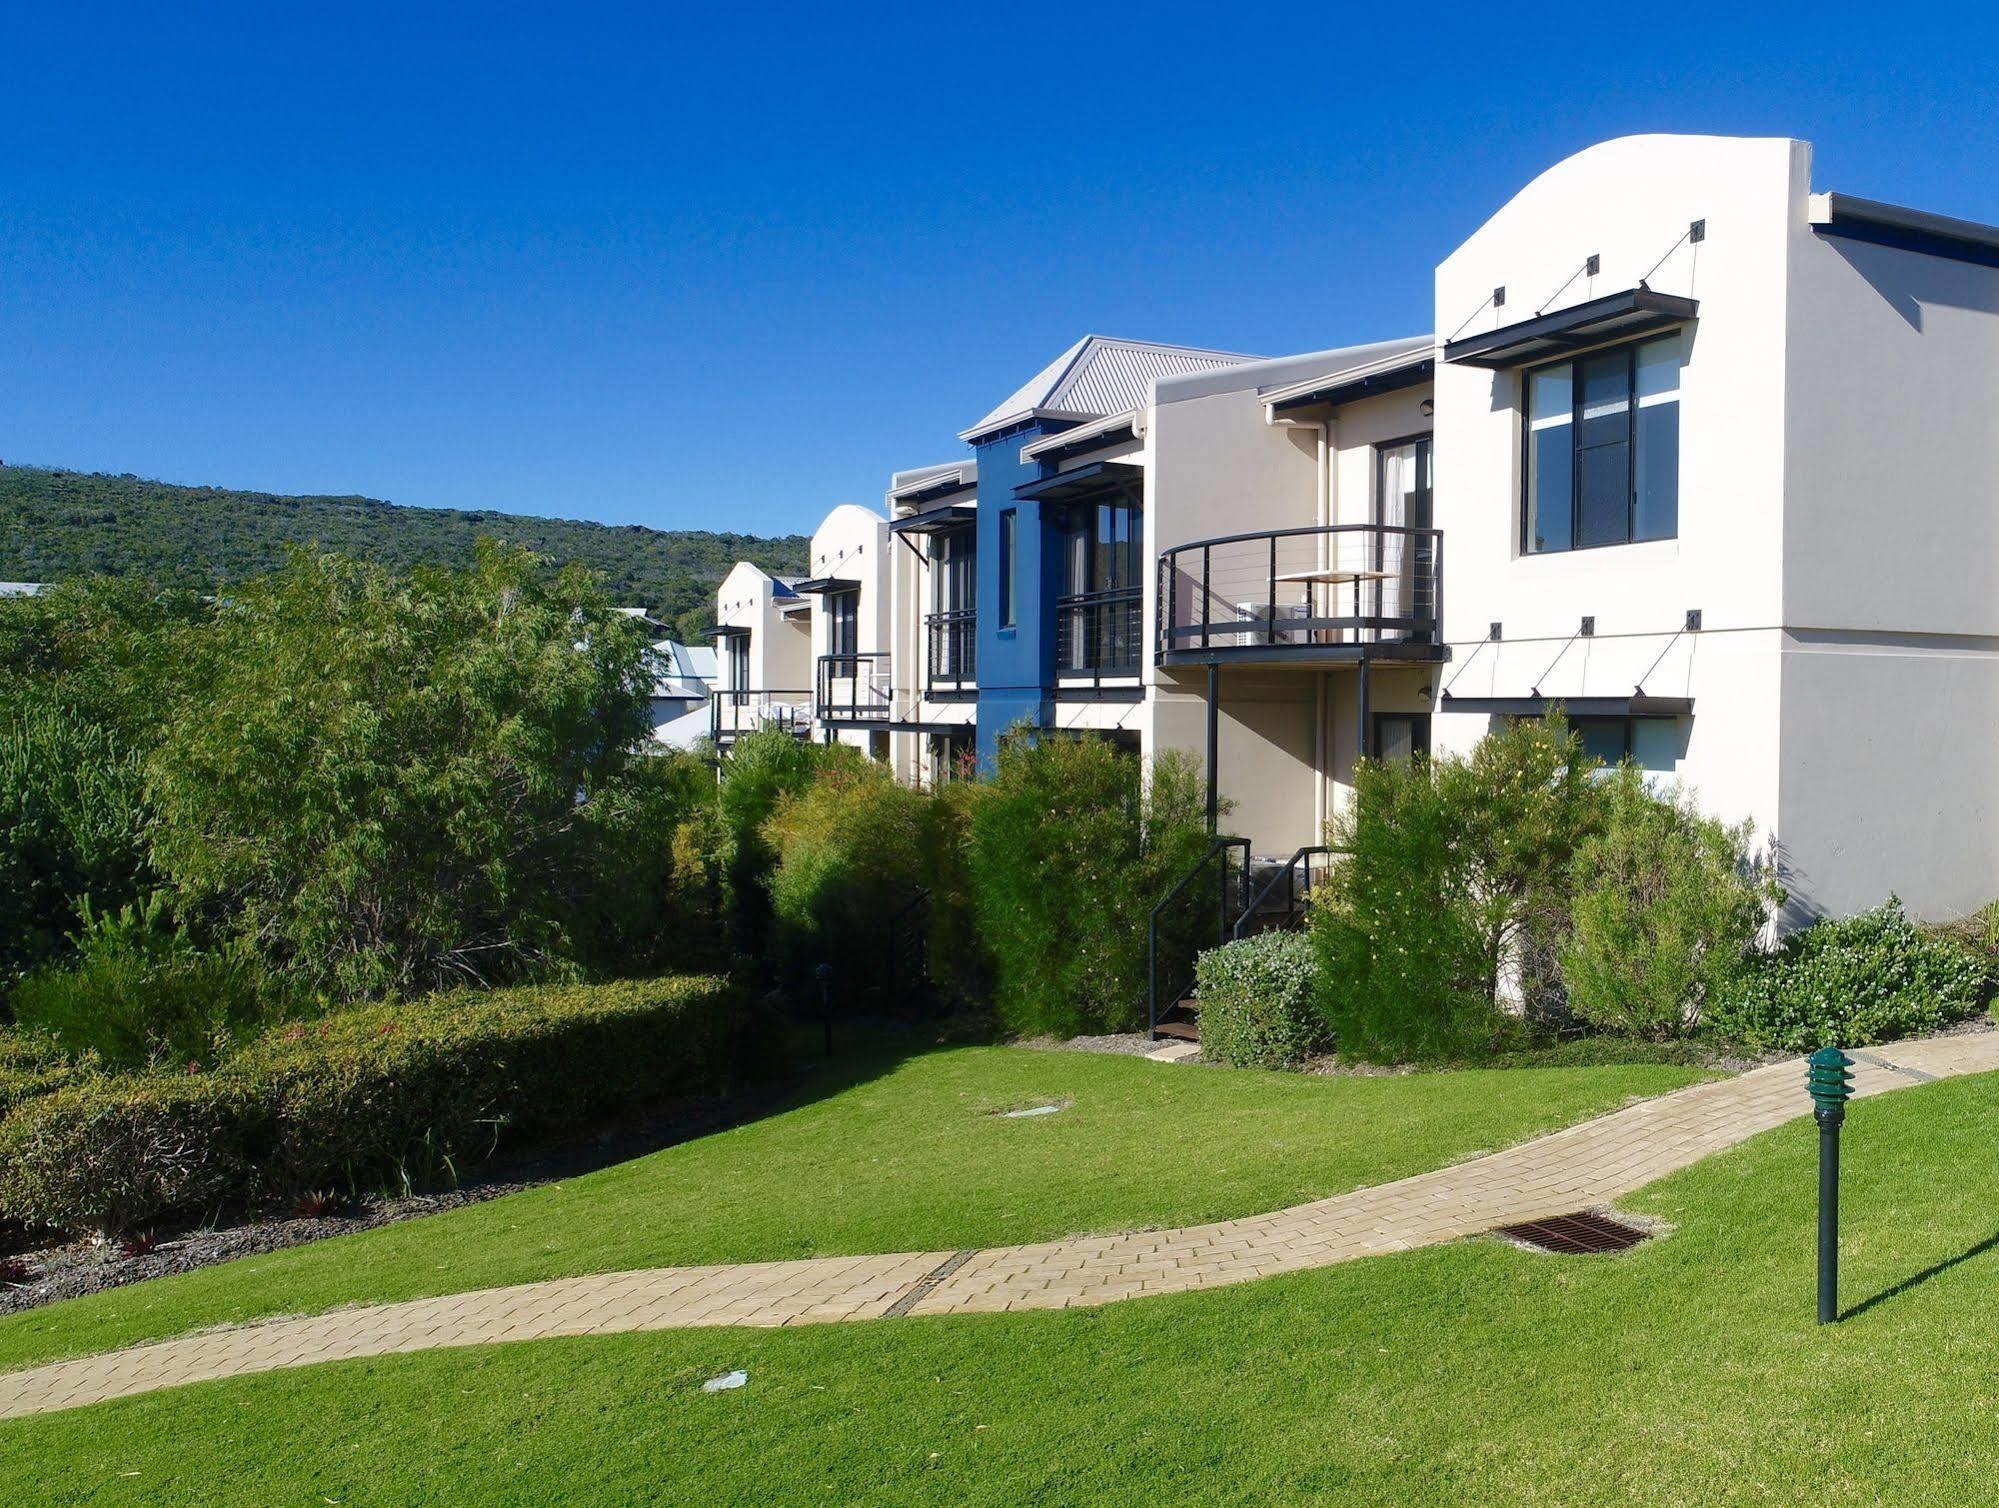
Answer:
961, 336, 1259, 441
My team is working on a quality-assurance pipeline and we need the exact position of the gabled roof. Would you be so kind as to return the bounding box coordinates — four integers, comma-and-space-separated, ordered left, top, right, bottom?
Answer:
960, 335, 1259, 442
651, 639, 718, 681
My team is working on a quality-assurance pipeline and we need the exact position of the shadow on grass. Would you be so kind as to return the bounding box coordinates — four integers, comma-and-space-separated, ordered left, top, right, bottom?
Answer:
1843, 1229, 1999, 1321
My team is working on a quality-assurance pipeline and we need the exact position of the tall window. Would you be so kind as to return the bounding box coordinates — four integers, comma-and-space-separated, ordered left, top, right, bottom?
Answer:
1059, 495, 1142, 674
997, 510, 1018, 628
1375, 435, 1434, 637
930, 529, 975, 615
1524, 334, 1681, 553
728, 633, 749, 703
827, 590, 858, 657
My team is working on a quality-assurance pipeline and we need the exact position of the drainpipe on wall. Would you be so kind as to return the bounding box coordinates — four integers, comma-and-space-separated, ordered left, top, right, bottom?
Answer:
1270, 411, 1336, 840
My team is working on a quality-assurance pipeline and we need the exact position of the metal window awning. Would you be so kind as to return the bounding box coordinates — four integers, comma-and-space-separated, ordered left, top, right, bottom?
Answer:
1440, 692, 1693, 717
1012, 459, 1142, 506
1268, 356, 1435, 413
706, 624, 752, 639
889, 504, 976, 536
790, 576, 861, 595
1443, 288, 1698, 369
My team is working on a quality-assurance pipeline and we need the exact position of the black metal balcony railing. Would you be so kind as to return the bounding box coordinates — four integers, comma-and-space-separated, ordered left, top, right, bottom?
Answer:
1056, 586, 1142, 686
925, 608, 976, 695
1156, 523, 1442, 662
816, 652, 892, 723
710, 688, 812, 744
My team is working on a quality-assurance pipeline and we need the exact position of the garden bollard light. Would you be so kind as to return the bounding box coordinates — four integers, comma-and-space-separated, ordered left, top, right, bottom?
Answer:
815, 962, 834, 1058
1807, 1046, 1855, 1324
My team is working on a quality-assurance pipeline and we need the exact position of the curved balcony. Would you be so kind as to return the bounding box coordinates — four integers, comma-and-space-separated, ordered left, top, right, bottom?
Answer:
1155, 523, 1444, 668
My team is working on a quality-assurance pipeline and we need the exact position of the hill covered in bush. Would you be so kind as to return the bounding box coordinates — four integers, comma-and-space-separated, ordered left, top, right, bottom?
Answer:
0, 465, 806, 642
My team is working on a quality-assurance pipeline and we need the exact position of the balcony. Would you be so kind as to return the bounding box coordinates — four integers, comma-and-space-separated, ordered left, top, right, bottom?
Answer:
925, 608, 976, 696
816, 652, 892, 724
710, 688, 812, 746
1156, 523, 1444, 668
1057, 586, 1142, 692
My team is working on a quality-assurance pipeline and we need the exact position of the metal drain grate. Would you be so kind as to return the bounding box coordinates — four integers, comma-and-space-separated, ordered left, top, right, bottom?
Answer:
1496, 1210, 1650, 1255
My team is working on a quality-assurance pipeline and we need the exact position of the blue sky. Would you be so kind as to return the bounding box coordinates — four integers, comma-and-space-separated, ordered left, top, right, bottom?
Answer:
5, 2, 1997, 536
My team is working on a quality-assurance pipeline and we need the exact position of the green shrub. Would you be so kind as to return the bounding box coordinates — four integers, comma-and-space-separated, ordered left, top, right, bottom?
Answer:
0, 974, 749, 1236
566, 749, 721, 976
0, 698, 152, 986
1559, 767, 1777, 1039
1706, 899, 1988, 1053
714, 728, 860, 955
9, 895, 285, 1069
1194, 932, 1323, 1069
967, 734, 1209, 1037
1313, 717, 1603, 1063
765, 763, 940, 1002
144, 544, 668, 998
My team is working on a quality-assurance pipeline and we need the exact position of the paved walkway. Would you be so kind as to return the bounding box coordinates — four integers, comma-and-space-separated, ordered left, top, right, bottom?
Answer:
4, 1030, 1996, 1420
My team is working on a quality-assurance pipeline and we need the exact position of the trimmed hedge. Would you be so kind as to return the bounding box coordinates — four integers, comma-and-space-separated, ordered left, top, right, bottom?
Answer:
0, 974, 752, 1237
1194, 932, 1323, 1070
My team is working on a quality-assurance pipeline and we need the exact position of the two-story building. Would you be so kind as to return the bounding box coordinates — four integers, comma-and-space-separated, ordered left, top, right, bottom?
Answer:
1429, 132, 1999, 923
709, 561, 811, 748
712, 132, 1999, 926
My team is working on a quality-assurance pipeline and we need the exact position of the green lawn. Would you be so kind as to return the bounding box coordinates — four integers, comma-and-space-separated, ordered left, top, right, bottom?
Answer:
0, 1043, 1703, 1374
5, 1068, 1998, 1506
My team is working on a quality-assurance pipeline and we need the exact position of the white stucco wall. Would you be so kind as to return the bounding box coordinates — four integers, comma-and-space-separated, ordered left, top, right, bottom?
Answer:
714, 561, 811, 694
1431, 134, 1802, 855
804, 503, 891, 751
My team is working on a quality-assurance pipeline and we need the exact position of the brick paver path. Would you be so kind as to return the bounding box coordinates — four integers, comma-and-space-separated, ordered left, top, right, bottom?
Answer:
5, 1029, 1996, 1419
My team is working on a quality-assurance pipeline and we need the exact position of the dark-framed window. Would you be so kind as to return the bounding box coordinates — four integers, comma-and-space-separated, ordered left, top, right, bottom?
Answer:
1570, 715, 1682, 772
1057, 492, 1142, 676
1523, 333, 1681, 554
1059, 496, 1141, 600
728, 633, 750, 703
827, 589, 859, 657
1372, 713, 1431, 764
931, 528, 976, 614
998, 510, 1017, 628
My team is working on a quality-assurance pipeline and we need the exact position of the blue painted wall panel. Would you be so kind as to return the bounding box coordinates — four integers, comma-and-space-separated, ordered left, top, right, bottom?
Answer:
971, 419, 1071, 765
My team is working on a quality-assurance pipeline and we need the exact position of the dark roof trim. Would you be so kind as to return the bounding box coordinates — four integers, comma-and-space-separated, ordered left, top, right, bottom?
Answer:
1270, 357, 1434, 413
893, 476, 977, 509
889, 505, 977, 536
1443, 289, 1698, 370
1013, 459, 1143, 506
1440, 693, 1693, 717
791, 577, 861, 596
1026, 418, 1137, 465
1811, 192, 1999, 271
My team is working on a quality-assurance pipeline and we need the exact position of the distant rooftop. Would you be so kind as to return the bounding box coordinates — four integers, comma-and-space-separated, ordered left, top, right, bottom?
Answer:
961, 336, 1259, 442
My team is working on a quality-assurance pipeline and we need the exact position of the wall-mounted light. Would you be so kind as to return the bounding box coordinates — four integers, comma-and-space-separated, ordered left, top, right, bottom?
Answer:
1419, 398, 1435, 418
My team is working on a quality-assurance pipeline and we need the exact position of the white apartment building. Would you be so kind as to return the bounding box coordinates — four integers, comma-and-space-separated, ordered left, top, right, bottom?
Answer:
710, 561, 812, 747
713, 132, 1999, 925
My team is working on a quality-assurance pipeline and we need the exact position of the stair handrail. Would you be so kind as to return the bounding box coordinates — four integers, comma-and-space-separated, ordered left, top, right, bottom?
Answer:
1147, 835, 1250, 1041
884, 886, 932, 1002
1231, 845, 1338, 940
